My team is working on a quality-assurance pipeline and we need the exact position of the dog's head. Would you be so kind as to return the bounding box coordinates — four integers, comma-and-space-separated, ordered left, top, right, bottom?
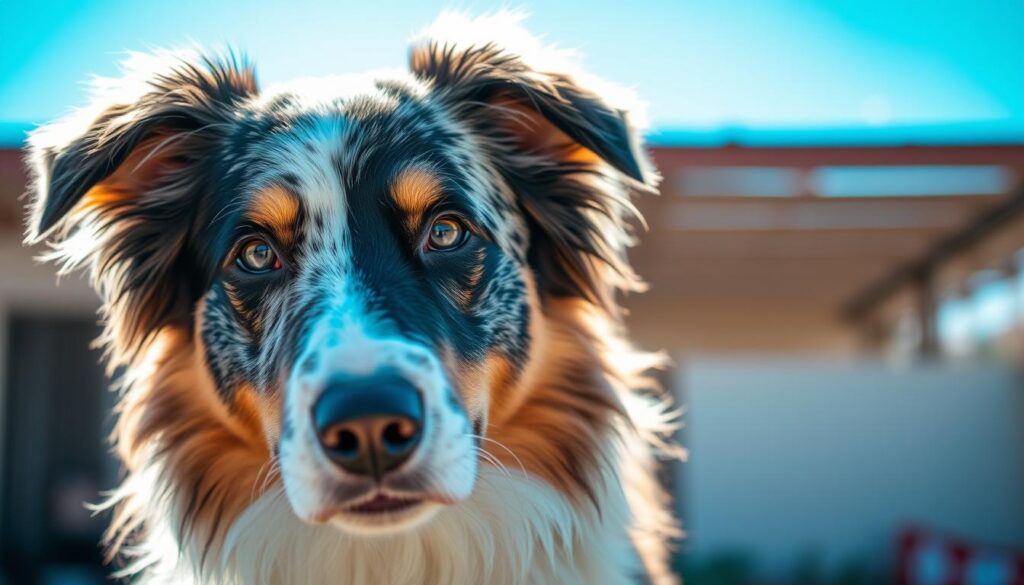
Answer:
25, 15, 655, 537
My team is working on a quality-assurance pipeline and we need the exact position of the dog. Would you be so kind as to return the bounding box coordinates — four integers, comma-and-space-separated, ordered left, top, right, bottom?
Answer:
23, 12, 680, 585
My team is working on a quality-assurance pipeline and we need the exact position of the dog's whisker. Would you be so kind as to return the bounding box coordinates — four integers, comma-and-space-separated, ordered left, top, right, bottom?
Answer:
468, 433, 527, 477
248, 452, 283, 504
472, 446, 510, 476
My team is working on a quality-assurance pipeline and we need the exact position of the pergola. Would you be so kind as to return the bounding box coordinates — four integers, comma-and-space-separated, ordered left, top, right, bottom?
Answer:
635, 143, 1024, 355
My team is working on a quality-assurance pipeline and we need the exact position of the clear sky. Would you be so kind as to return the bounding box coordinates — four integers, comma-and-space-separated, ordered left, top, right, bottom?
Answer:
2, 0, 1023, 144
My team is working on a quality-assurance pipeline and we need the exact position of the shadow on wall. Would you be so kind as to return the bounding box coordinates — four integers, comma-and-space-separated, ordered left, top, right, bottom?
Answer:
673, 357, 1024, 585
1, 316, 115, 585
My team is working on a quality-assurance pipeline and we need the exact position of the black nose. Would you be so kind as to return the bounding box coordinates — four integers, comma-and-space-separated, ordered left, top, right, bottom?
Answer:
313, 375, 424, 478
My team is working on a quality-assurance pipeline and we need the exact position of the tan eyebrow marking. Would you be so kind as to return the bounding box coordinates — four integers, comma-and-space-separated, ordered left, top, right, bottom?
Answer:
244, 185, 300, 247
390, 167, 444, 228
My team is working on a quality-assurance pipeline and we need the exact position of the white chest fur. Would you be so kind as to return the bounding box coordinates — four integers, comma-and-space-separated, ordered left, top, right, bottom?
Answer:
136, 464, 641, 585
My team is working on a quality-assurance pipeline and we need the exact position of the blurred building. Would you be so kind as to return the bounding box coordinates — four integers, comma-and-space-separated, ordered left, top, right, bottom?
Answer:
0, 130, 1023, 584
627, 133, 1024, 362
623, 132, 1024, 584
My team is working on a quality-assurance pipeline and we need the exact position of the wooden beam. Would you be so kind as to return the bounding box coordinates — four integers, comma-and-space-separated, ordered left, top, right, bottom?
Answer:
651, 144, 1024, 168
639, 194, 1006, 205
635, 257, 899, 275
636, 258, 895, 302
640, 276, 873, 301
634, 229, 942, 261
658, 197, 998, 232
844, 185, 1024, 320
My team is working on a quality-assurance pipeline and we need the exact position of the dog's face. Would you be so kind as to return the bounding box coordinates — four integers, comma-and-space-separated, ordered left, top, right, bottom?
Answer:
215, 98, 527, 532
26, 27, 651, 537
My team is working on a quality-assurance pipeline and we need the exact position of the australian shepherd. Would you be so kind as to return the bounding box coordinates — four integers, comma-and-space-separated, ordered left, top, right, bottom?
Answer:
24, 12, 680, 585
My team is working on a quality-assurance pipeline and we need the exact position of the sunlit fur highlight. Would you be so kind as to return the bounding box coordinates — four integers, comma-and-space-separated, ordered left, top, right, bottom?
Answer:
24, 12, 682, 585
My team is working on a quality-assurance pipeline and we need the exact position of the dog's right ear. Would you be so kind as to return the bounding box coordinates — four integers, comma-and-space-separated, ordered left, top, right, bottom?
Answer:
24, 51, 257, 363
26, 51, 257, 241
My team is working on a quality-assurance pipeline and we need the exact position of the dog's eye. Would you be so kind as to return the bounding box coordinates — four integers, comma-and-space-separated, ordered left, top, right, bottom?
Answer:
426, 216, 469, 252
236, 238, 282, 273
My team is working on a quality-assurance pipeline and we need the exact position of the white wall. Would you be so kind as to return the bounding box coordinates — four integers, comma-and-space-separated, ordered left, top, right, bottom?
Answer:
677, 357, 1024, 578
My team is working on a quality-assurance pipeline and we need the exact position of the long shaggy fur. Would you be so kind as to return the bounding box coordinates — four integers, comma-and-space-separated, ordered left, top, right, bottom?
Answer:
25, 12, 681, 585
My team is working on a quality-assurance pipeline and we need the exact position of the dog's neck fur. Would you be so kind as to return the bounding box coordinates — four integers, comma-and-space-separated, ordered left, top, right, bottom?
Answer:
136, 448, 639, 585
103, 300, 678, 585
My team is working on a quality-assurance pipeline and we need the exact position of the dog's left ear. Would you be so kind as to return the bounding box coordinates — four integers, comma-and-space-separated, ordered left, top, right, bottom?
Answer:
410, 14, 659, 311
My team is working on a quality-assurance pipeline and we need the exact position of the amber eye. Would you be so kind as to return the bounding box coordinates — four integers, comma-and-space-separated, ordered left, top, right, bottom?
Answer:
236, 238, 281, 273
426, 216, 469, 251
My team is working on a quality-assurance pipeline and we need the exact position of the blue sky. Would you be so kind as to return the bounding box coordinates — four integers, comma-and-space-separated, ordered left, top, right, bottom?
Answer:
2, 0, 1023, 145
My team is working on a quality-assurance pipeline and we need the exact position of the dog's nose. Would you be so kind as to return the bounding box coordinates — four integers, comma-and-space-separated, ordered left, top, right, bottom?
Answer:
313, 376, 424, 478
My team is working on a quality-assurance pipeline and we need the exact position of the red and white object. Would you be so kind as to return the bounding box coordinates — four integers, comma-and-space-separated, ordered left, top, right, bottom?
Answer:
899, 527, 1024, 585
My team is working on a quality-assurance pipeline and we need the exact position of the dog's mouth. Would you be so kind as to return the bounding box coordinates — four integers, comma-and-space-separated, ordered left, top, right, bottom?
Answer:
344, 493, 424, 515
318, 488, 446, 533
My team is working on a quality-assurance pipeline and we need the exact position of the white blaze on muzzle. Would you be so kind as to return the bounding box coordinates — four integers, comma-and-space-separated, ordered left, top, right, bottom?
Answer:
279, 290, 477, 530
